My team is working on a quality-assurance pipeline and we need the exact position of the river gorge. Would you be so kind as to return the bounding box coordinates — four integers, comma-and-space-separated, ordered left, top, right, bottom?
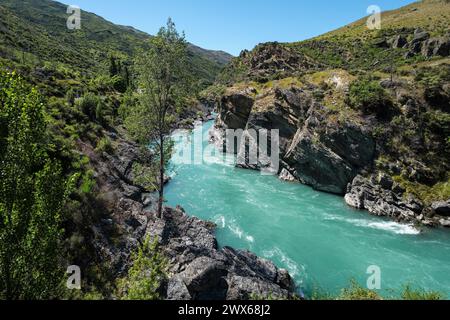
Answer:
165, 120, 450, 297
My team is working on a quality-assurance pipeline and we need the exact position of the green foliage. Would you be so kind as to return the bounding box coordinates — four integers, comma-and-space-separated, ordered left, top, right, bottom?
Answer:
80, 169, 96, 194
199, 83, 227, 102
336, 280, 383, 301
0, 71, 69, 299
117, 236, 167, 300
401, 285, 444, 300
348, 78, 394, 118
0, 0, 229, 90
126, 19, 190, 217
118, 91, 138, 122
311, 280, 445, 300
393, 174, 450, 205
95, 137, 114, 155
76, 93, 101, 122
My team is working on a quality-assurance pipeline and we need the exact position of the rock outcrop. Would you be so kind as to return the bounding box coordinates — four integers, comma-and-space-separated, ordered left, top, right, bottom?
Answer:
213, 85, 375, 195
386, 28, 450, 59
149, 207, 296, 300
345, 175, 450, 228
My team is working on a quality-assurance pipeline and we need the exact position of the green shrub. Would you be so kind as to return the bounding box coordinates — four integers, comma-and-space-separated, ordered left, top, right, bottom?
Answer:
76, 93, 100, 121
401, 285, 444, 300
337, 280, 383, 300
117, 236, 168, 300
348, 78, 395, 119
80, 169, 96, 194
95, 137, 113, 154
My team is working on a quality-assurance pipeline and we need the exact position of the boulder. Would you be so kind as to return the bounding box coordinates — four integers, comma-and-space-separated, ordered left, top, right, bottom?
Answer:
421, 37, 450, 58
159, 207, 297, 300
431, 200, 450, 217
412, 29, 430, 43
181, 257, 228, 300
378, 173, 393, 190
373, 38, 389, 48
345, 175, 424, 223
279, 168, 297, 182
166, 276, 192, 300
392, 35, 408, 48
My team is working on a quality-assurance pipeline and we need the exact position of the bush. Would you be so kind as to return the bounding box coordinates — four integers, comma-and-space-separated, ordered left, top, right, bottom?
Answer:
337, 280, 383, 300
95, 137, 113, 154
348, 78, 395, 119
401, 285, 444, 300
112, 75, 127, 93
117, 236, 168, 300
76, 93, 100, 121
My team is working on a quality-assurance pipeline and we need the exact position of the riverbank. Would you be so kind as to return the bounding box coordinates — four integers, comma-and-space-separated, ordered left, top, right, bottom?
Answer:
83, 122, 297, 300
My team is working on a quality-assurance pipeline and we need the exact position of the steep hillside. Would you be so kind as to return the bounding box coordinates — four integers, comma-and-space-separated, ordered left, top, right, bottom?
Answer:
0, 0, 232, 85
218, 0, 449, 84
209, 0, 450, 228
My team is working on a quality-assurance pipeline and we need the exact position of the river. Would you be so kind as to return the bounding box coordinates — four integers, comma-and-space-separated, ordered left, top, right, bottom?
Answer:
165, 120, 450, 298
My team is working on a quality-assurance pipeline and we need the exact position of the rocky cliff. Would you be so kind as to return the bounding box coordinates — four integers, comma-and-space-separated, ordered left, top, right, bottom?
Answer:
209, 1, 450, 229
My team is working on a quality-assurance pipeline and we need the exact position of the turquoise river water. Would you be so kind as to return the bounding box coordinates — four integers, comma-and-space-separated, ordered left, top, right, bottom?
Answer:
165, 120, 450, 298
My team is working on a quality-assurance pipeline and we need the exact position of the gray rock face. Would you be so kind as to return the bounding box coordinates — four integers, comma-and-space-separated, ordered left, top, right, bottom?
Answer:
396, 28, 450, 58
422, 37, 450, 57
345, 175, 450, 228
392, 35, 408, 49
279, 168, 297, 182
215, 86, 375, 195
431, 200, 450, 217
218, 89, 255, 130
157, 208, 297, 300
285, 128, 355, 194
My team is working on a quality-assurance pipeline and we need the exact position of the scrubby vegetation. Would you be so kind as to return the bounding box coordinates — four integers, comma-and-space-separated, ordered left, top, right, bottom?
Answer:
348, 77, 395, 118
311, 280, 445, 301
117, 236, 168, 300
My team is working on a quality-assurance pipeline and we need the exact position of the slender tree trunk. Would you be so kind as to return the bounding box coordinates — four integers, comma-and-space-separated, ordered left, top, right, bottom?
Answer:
157, 133, 164, 219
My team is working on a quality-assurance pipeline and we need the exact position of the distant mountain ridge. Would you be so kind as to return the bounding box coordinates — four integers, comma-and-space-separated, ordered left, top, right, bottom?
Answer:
0, 0, 233, 85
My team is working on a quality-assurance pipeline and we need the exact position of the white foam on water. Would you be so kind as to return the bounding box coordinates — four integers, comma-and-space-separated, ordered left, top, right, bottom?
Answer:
214, 215, 255, 243
324, 214, 421, 235
365, 221, 421, 235
263, 247, 304, 279
214, 215, 226, 229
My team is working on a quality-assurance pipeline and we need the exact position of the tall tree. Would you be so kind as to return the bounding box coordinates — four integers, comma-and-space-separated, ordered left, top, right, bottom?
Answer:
0, 70, 68, 300
125, 18, 189, 219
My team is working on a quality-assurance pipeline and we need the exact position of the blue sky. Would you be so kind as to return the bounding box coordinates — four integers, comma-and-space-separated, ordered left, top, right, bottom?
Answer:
60, 0, 416, 55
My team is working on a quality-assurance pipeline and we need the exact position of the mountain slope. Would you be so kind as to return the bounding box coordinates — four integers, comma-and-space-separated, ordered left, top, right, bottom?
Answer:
218, 0, 449, 84
0, 0, 233, 85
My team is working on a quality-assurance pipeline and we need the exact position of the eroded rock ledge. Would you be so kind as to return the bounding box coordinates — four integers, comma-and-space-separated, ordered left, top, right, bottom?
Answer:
212, 85, 375, 195
148, 207, 296, 300
345, 175, 450, 228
